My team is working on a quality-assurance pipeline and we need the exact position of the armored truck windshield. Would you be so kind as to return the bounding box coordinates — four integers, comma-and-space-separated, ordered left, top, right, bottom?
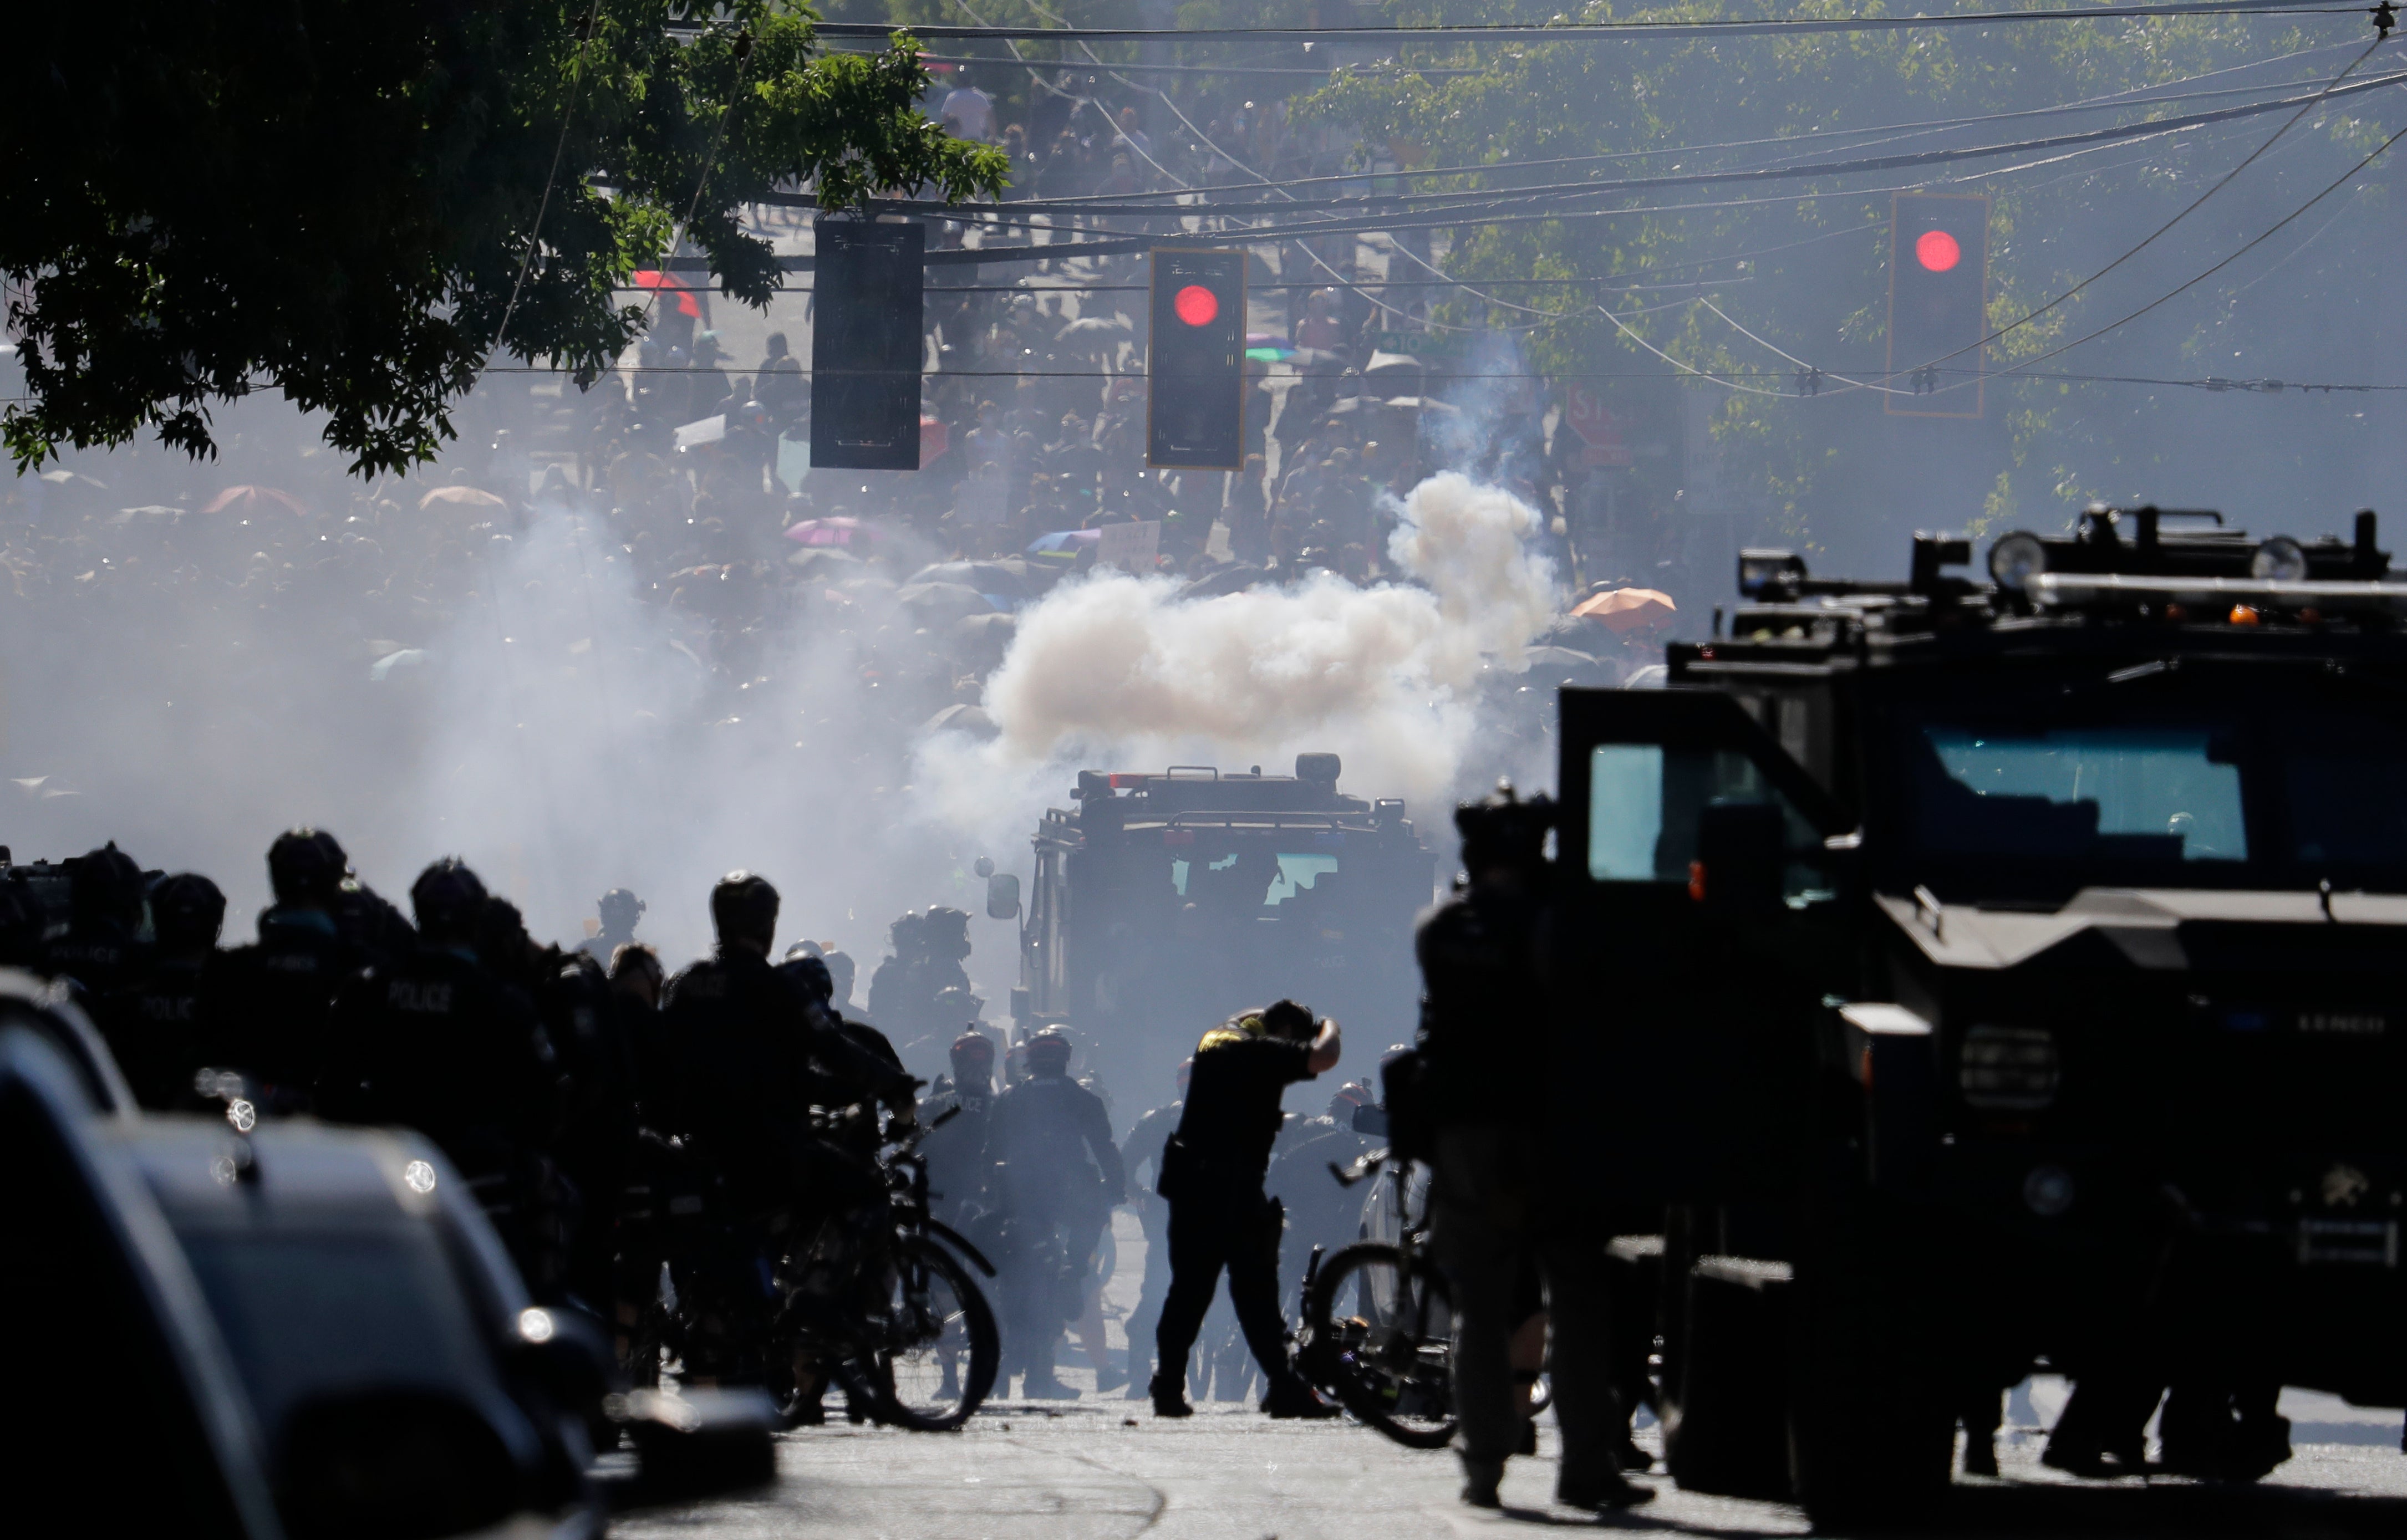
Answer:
1871, 670, 2407, 902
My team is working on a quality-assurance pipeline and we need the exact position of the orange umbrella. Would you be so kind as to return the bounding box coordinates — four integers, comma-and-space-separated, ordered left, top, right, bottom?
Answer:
200, 485, 306, 517
1571, 587, 1678, 634
419, 485, 508, 510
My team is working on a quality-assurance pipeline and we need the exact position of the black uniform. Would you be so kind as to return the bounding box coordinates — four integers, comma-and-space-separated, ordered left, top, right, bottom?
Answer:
1153, 1022, 1317, 1395
661, 947, 908, 1215
89, 953, 210, 1111
1417, 874, 1630, 1502
322, 940, 564, 1271
984, 1067, 1124, 1385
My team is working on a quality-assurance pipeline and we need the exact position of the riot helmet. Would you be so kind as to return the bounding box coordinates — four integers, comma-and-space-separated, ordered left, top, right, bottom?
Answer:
68, 843, 146, 931
267, 827, 350, 907
1025, 1026, 1074, 1077
950, 1029, 997, 1092
410, 858, 489, 945
1454, 782, 1555, 881
923, 906, 973, 961
598, 887, 645, 935
711, 870, 780, 955
149, 873, 226, 953
786, 953, 835, 1004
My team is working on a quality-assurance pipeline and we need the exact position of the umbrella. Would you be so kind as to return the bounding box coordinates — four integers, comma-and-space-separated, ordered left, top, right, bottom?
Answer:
1523, 644, 1602, 670
202, 485, 307, 517
1179, 562, 1269, 599
907, 558, 1037, 599
785, 516, 889, 548
953, 611, 1017, 645
1571, 587, 1678, 634
785, 547, 863, 577
417, 485, 507, 511
923, 702, 999, 740
1026, 528, 1100, 563
896, 580, 997, 619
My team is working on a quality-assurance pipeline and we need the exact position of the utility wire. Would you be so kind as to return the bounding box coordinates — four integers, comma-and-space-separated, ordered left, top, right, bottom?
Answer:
806, 4, 2368, 45
1901, 35, 2389, 382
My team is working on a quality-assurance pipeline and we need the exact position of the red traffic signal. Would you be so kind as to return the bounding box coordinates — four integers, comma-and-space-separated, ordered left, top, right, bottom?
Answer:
1887, 192, 1988, 419
1148, 249, 1246, 469
1173, 284, 1220, 327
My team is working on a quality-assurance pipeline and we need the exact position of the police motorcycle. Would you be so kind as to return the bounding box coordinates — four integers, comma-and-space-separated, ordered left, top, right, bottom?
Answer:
632, 1102, 1000, 1432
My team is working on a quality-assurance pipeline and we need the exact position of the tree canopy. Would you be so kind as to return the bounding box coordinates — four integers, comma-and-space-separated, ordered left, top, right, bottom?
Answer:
3, 1, 1009, 475
1304, 1, 2404, 554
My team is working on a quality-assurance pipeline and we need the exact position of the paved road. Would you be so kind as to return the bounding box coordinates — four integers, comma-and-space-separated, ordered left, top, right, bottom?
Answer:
617, 1213, 2407, 1540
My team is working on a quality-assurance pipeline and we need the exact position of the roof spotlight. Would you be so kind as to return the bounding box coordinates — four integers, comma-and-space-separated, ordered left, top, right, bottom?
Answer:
1988, 531, 2048, 593
2251, 536, 2308, 582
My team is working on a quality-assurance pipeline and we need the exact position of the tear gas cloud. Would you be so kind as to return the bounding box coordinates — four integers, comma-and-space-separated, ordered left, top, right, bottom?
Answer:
918, 472, 1560, 848
2, 428, 1569, 995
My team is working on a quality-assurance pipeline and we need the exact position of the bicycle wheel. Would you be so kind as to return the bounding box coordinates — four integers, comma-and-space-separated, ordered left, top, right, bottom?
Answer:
1305, 1241, 1459, 1450
858, 1233, 999, 1431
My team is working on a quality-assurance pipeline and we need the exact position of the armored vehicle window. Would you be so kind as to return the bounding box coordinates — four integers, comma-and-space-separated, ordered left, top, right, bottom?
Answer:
1586, 743, 1829, 901
1266, 854, 1340, 906
1914, 727, 2247, 864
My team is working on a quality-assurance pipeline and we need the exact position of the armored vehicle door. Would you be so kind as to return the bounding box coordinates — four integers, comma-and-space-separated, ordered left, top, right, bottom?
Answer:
1553, 687, 1856, 1206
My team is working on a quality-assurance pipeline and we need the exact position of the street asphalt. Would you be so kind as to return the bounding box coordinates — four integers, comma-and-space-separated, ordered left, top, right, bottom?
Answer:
615, 1211, 2407, 1539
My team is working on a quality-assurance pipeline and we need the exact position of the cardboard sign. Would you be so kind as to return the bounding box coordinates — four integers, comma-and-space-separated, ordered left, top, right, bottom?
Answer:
1096, 519, 1161, 574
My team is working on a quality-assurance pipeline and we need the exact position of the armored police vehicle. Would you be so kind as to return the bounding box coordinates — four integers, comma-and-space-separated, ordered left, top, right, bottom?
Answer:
1007, 753, 1434, 1093
1554, 508, 2407, 1520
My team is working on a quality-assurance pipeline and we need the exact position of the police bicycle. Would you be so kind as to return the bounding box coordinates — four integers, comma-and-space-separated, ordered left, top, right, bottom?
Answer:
1297, 1148, 1461, 1449
639, 1106, 1001, 1432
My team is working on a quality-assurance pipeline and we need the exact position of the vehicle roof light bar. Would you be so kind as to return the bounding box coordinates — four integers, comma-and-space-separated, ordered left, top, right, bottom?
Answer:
2028, 573, 2407, 612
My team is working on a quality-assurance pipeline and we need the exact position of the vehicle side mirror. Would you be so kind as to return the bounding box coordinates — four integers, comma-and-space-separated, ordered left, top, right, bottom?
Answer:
1350, 1102, 1390, 1137
1693, 800, 1785, 915
280, 1389, 520, 1540
986, 872, 1021, 921
614, 1388, 778, 1504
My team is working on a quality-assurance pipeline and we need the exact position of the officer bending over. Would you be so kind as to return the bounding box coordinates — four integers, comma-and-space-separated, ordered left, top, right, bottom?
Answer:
1150, 1000, 1341, 1420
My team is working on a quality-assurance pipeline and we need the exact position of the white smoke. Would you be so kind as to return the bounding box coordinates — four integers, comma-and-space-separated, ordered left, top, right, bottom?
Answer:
916, 473, 1559, 828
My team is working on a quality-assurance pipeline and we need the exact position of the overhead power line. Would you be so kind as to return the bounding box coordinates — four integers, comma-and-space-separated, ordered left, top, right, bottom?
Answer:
809, 3, 2365, 44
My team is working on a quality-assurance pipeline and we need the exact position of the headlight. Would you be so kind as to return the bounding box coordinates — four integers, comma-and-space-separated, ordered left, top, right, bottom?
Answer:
2251, 535, 2308, 582
1960, 1025, 2060, 1110
1987, 532, 2048, 593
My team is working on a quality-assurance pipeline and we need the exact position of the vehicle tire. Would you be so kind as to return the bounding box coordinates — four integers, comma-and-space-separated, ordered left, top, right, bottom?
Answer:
1303, 1242, 1458, 1450
860, 1234, 999, 1432
1787, 1202, 1954, 1526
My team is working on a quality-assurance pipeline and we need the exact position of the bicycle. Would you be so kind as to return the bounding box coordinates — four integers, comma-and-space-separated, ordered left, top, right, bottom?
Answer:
764, 1105, 1003, 1431
642, 1105, 1002, 1432
1297, 1148, 1461, 1450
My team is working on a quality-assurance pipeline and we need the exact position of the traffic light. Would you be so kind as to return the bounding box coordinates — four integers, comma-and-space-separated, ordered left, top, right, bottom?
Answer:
811, 220, 924, 468
1885, 192, 1989, 419
1147, 248, 1246, 469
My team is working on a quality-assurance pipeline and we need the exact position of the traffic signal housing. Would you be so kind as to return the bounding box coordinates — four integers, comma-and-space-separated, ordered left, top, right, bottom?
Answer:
811, 220, 924, 468
1147, 248, 1246, 469
1886, 192, 1989, 419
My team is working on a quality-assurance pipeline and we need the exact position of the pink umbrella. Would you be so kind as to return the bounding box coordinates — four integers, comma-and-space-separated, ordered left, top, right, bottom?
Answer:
200, 485, 307, 517
1571, 587, 1678, 634
783, 516, 890, 548
418, 485, 508, 510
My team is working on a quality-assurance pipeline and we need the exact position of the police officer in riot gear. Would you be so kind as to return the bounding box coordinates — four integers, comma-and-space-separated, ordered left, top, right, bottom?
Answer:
867, 906, 976, 1054
322, 859, 566, 1283
40, 842, 151, 996
88, 871, 225, 1110
983, 1027, 1124, 1399
663, 873, 914, 1217
580, 887, 646, 965
1419, 787, 1649, 1510
204, 827, 408, 1108
1150, 1001, 1342, 1420
919, 1030, 1003, 1232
